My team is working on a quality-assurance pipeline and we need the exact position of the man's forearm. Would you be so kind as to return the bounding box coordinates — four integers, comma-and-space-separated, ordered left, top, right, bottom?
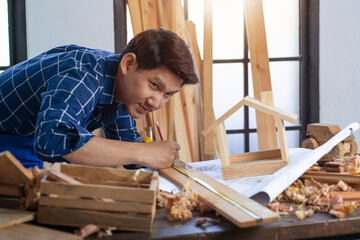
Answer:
63, 136, 144, 167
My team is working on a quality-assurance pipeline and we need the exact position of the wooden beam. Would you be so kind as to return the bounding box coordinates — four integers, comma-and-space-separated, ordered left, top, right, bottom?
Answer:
203, 0, 214, 160
244, 0, 277, 151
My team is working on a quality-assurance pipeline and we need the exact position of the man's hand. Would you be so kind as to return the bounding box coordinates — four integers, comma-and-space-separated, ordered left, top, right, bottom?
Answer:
140, 140, 180, 169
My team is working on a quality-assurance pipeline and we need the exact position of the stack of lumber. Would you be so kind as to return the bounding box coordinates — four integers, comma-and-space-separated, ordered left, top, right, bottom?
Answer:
0, 151, 33, 209
127, 0, 217, 162
37, 164, 159, 232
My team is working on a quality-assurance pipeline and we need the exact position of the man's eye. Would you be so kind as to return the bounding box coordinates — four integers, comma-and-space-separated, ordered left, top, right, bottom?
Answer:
151, 82, 158, 88
165, 93, 173, 97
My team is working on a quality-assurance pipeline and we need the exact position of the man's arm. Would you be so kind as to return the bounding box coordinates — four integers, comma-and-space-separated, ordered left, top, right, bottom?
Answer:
63, 136, 180, 169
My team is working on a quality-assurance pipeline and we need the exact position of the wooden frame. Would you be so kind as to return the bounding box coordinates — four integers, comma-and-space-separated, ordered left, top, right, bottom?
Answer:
37, 164, 158, 232
203, 93, 297, 179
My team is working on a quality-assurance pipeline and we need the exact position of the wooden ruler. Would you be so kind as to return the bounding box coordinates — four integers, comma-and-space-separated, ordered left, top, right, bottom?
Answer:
159, 160, 279, 228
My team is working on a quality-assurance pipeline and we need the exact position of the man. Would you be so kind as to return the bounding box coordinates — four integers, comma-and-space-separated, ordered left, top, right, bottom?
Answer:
0, 28, 199, 169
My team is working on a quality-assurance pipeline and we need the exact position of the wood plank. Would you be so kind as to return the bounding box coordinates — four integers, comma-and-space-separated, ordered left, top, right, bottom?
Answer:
40, 181, 155, 204
0, 223, 82, 240
202, 99, 245, 137
140, 0, 159, 29
38, 196, 153, 214
203, 0, 215, 160
338, 192, 360, 202
37, 207, 153, 232
244, 0, 277, 151
0, 208, 34, 230
229, 149, 281, 163
0, 151, 33, 185
0, 197, 22, 209
301, 171, 360, 184
243, 96, 297, 123
60, 164, 153, 184
0, 184, 23, 197
215, 122, 230, 167
173, 93, 192, 162
126, 0, 143, 34
159, 160, 279, 228
223, 160, 287, 180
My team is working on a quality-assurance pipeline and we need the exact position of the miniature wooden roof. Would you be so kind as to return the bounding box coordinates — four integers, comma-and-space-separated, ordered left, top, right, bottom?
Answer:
202, 96, 298, 136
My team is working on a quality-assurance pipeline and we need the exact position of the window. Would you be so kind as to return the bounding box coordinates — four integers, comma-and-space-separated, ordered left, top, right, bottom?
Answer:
0, 0, 10, 73
186, 0, 319, 154
1, 0, 27, 73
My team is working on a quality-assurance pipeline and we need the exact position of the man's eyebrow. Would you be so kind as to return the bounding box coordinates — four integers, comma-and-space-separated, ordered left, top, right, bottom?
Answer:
153, 77, 180, 94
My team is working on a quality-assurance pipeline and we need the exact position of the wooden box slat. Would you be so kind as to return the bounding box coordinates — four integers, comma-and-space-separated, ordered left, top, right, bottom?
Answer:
40, 181, 155, 203
60, 164, 153, 184
39, 196, 154, 214
0, 184, 23, 197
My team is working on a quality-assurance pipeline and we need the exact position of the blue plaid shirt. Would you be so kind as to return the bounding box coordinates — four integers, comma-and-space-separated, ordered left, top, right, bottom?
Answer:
0, 44, 141, 162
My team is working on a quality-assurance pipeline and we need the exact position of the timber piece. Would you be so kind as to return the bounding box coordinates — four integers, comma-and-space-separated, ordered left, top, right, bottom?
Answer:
140, 0, 158, 30
0, 184, 23, 197
329, 143, 346, 159
223, 159, 287, 179
159, 160, 280, 228
324, 162, 345, 173
202, 96, 297, 137
0, 223, 82, 240
338, 192, 360, 202
60, 164, 153, 185
216, 122, 230, 168
126, 0, 143, 34
301, 171, 360, 184
38, 207, 153, 232
0, 197, 22, 209
40, 181, 154, 203
203, 0, 215, 160
38, 196, 154, 214
306, 123, 341, 145
0, 151, 33, 185
0, 208, 34, 230
244, 0, 277, 151
301, 137, 319, 149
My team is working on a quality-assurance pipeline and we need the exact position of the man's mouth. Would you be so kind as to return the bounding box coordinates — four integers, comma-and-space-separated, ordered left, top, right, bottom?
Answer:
138, 103, 149, 113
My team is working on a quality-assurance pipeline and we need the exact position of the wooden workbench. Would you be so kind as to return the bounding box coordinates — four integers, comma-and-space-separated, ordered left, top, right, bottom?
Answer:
85, 208, 360, 240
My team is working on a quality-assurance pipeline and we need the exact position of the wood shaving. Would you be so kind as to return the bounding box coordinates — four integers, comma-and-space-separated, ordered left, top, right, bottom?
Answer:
157, 178, 211, 222
273, 178, 358, 220
23, 167, 47, 210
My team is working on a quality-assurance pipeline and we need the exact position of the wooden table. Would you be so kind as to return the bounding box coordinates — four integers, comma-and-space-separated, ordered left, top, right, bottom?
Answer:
85, 208, 360, 240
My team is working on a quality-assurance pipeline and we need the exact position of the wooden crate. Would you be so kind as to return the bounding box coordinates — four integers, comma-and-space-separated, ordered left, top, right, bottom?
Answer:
0, 151, 33, 209
37, 164, 158, 232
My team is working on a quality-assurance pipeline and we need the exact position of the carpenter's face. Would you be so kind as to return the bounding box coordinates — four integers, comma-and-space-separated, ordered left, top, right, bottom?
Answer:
116, 53, 182, 119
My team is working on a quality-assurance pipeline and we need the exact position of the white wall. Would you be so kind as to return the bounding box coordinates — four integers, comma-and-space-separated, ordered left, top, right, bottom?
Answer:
26, 0, 114, 58
320, 0, 360, 141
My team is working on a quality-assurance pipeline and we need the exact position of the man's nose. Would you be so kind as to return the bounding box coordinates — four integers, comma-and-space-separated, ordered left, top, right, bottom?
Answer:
147, 93, 164, 109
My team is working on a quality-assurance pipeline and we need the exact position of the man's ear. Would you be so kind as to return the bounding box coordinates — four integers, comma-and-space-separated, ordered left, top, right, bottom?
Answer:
120, 53, 137, 75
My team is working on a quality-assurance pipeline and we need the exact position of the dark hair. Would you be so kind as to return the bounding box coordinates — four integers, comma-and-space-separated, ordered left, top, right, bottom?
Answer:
120, 28, 199, 85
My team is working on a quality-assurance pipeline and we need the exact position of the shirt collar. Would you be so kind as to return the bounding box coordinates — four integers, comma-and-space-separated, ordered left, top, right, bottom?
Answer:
99, 54, 121, 104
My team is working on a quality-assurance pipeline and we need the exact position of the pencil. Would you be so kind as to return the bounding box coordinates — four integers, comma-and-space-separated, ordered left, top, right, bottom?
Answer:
155, 121, 164, 140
